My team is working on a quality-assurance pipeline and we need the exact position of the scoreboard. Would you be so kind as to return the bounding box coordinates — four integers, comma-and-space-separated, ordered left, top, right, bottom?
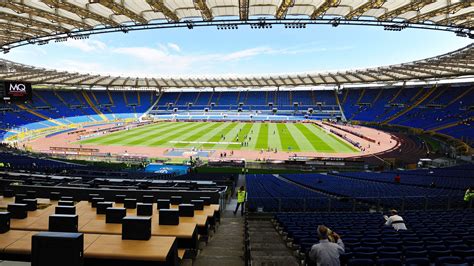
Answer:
1, 81, 32, 102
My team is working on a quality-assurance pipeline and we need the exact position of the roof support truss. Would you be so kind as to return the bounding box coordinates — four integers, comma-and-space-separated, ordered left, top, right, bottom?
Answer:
346, 72, 367, 82
276, 0, 295, 19
415, 63, 464, 73
327, 72, 341, 84
0, 12, 65, 32
318, 74, 328, 84
41, 0, 119, 26
72, 74, 100, 85
409, 1, 474, 23
15, 71, 58, 81
310, 0, 340, 19
239, 0, 249, 20
90, 75, 111, 86
34, 72, 72, 83
346, 0, 386, 20
378, 0, 435, 20
0, 22, 49, 36
375, 70, 400, 80
437, 11, 474, 25
0, 2, 90, 29
306, 74, 318, 84
107, 76, 122, 87
336, 73, 351, 83
57, 73, 90, 83
0, 30, 34, 39
0, 70, 42, 79
193, 0, 213, 21
122, 76, 131, 86
355, 70, 380, 81
385, 67, 423, 77
91, 0, 147, 24
146, 0, 179, 22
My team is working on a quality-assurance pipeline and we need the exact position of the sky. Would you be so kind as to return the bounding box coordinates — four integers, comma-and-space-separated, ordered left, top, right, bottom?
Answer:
0, 25, 472, 78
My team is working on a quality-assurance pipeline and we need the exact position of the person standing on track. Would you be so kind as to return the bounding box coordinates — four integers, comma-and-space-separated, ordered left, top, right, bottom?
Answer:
234, 186, 246, 216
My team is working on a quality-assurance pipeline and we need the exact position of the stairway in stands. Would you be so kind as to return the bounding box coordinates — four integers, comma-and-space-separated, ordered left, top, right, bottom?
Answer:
81, 91, 108, 121
382, 85, 437, 124
16, 104, 64, 126
193, 174, 245, 266
247, 219, 299, 266
193, 210, 245, 266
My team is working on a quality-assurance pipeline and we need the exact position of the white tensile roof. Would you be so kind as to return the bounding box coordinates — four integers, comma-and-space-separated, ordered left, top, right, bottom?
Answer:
0, 0, 473, 49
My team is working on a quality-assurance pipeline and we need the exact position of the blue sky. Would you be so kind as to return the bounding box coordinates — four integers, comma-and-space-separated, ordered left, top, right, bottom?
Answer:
1, 25, 472, 78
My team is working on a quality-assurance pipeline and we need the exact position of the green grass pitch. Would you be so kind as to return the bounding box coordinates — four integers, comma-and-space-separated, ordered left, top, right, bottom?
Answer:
79, 121, 358, 153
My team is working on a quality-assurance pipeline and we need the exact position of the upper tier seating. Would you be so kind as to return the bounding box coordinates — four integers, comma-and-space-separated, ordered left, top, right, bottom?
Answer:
340, 84, 473, 145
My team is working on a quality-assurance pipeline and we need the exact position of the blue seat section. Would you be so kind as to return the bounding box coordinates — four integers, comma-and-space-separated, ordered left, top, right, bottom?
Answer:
274, 210, 474, 264
152, 90, 340, 113
246, 174, 353, 212
340, 84, 473, 145
0, 151, 78, 170
1, 86, 472, 144
337, 166, 474, 190
280, 173, 465, 210
0, 90, 158, 137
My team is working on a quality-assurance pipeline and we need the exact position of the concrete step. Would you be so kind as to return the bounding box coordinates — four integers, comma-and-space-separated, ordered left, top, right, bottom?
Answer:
193, 195, 244, 266
208, 240, 243, 247
193, 257, 244, 266
200, 247, 243, 257
251, 250, 297, 257
249, 243, 291, 251
248, 228, 276, 232
251, 257, 300, 266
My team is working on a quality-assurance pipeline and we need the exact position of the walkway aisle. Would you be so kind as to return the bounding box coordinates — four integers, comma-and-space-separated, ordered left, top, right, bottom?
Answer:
193, 174, 246, 266
193, 209, 245, 266
247, 219, 300, 266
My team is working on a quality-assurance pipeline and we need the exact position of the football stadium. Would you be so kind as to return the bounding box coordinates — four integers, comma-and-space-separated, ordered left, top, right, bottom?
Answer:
0, 0, 473, 266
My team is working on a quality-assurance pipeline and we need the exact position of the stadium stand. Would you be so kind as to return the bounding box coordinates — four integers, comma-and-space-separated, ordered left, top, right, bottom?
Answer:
1, 85, 472, 147
274, 210, 474, 266
0, 90, 157, 133
247, 172, 469, 213
340, 84, 473, 145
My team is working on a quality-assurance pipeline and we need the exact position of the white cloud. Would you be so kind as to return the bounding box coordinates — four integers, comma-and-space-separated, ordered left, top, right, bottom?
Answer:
167, 43, 181, 52
1, 40, 355, 78
52, 60, 106, 74
220, 47, 273, 61
107, 43, 356, 76
60, 39, 107, 52
112, 45, 272, 67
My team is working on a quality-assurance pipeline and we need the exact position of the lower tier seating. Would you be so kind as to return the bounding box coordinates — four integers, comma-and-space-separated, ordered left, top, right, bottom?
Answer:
274, 210, 474, 266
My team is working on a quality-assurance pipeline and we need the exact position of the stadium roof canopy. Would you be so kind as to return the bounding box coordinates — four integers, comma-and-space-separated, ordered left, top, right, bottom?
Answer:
0, 0, 473, 51
0, 43, 473, 89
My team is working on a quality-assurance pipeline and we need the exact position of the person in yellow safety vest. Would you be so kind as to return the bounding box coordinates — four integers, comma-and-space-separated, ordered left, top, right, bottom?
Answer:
234, 186, 246, 216
464, 187, 474, 208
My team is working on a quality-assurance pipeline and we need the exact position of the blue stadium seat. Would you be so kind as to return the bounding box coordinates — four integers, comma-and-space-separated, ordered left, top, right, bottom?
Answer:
405, 257, 430, 266
348, 258, 375, 266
